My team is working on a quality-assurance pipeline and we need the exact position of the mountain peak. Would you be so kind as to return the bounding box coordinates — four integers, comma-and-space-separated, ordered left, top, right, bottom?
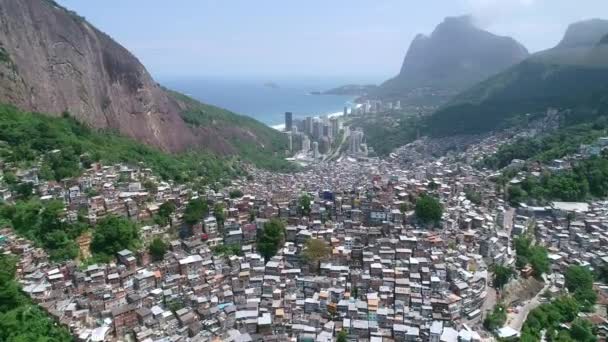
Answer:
434, 15, 475, 33
379, 15, 528, 103
558, 18, 608, 48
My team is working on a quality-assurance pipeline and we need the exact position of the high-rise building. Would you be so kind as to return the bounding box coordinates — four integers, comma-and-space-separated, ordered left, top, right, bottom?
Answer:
343, 106, 348, 116
312, 120, 322, 140
322, 123, 331, 138
330, 118, 339, 137
349, 130, 364, 154
302, 136, 310, 152
312, 141, 319, 159
287, 134, 293, 151
284, 112, 293, 132
304, 116, 313, 135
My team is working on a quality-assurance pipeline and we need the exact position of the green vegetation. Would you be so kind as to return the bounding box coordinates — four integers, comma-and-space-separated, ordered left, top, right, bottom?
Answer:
414, 194, 443, 224
303, 238, 331, 272
492, 264, 514, 290
521, 292, 597, 342
0, 255, 73, 341
213, 203, 225, 227
0, 199, 86, 261
91, 215, 140, 262
348, 113, 419, 156
465, 189, 482, 205
427, 61, 608, 137
0, 104, 241, 184
183, 198, 208, 226
565, 265, 597, 312
337, 330, 348, 342
257, 218, 285, 261
155, 201, 176, 226
483, 119, 608, 170
166, 90, 295, 172
509, 156, 608, 204
212, 244, 242, 256
299, 194, 312, 217
229, 189, 243, 199
483, 304, 507, 331
514, 236, 550, 278
0, 46, 11, 65
148, 237, 168, 261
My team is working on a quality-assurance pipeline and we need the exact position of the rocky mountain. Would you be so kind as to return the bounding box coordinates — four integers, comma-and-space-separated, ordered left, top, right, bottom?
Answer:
426, 18, 608, 137
376, 15, 529, 104
0, 0, 286, 161
557, 18, 608, 48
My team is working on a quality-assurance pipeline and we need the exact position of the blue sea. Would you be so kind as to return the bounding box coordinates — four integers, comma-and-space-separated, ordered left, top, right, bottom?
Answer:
161, 78, 356, 127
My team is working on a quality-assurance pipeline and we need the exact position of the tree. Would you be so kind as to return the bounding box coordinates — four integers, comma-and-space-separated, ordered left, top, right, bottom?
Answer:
566, 212, 575, 230
415, 194, 443, 224
257, 218, 285, 261
565, 265, 594, 293
156, 201, 176, 226
299, 194, 312, 217
465, 190, 482, 205
91, 215, 140, 262
303, 238, 331, 273
483, 304, 507, 331
528, 245, 550, 277
229, 189, 243, 199
569, 318, 597, 342
493, 265, 514, 290
148, 237, 168, 261
183, 198, 208, 226
143, 180, 158, 194
12, 182, 34, 200
337, 330, 348, 342
213, 202, 225, 227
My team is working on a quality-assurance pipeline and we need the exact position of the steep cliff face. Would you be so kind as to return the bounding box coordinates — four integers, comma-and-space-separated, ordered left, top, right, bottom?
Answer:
0, 0, 286, 158
377, 16, 529, 103
0, 0, 199, 152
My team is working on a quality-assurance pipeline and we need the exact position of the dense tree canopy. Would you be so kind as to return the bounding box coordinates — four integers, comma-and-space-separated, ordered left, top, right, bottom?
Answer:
148, 237, 168, 261
415, 194, 443, 224
229, 189, 243, 199
299, 194, 312, 217
257, 218, 285, 261
183, 198, 208, 226
156, 201, 176, 226
514, 236, 550, 277
483, 304, 507, 331
493, 265, 514, 290
91, 215, 140, 262
0, 199, 84, 261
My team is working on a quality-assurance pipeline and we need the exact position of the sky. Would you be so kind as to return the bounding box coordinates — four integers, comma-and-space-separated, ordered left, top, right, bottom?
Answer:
58, 0, 608, 83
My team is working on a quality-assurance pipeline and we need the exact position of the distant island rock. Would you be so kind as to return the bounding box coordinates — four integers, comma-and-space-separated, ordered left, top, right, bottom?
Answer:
319, 84, 377, 96
264, 81, 280, 89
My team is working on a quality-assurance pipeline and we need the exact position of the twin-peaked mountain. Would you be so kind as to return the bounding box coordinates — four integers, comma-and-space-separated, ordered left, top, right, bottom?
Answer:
376, 15, 529, 103
425, 18, 608, 137
0, 0, 286, 160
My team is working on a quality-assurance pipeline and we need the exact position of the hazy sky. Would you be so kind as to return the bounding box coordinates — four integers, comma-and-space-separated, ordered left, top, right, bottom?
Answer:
58, 0, 608, 83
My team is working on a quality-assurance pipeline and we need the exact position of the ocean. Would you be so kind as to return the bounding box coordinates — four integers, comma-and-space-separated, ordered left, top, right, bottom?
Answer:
161, 78, 356, 127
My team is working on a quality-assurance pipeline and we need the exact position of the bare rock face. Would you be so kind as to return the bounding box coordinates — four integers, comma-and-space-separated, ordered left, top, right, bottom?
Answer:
0, 0, 197, 152
377, 15, 529, 103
